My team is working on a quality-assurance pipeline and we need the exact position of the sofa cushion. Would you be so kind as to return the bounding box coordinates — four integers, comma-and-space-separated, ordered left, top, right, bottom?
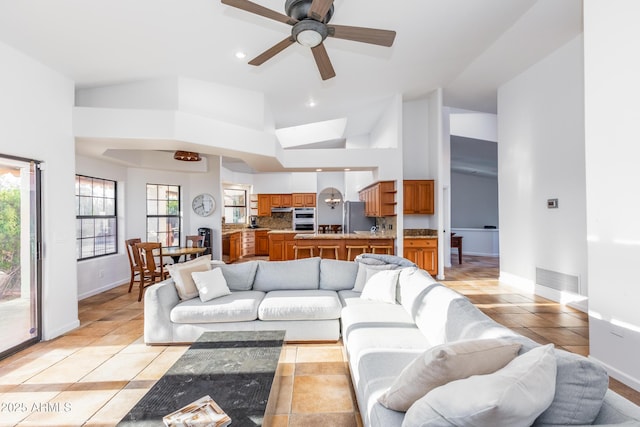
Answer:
166, 255, 212, 300
320, 259, 358, 290
253, 258, 321, 291
258, 290, 342, 321
170, 290, 265, 323
525, 341, 609, 425
403, 344, 557, 427
353, 263, 397, 292
218, 261, 258, 291
360, 269, 401, 304
379, 338, 522, 412
191, 267, 231, 302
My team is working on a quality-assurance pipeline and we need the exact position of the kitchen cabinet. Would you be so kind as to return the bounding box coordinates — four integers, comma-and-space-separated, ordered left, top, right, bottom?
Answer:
270, 194, 292, 208
223, 231, 242, 263
359, 181, 396, 217
242, 230, 255, 257
403, 180, 434, 214
257, 194, 271, 216
255, 230, 269, 255
404, 238, 438, 276
292, 193, 316, 207
268, 232, 296, 261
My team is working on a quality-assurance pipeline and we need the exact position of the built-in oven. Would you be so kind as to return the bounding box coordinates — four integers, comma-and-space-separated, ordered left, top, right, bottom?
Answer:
292, 207, 316, 231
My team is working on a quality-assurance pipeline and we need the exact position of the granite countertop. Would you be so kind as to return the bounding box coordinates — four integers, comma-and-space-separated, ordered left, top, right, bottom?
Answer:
267, 229, 312, 234
221, 227, 271, 237
294, 233, 396, 240
404, 235, 438, 239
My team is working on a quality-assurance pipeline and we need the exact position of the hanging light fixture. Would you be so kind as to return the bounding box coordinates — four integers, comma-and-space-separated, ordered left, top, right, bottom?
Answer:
324, 191, 341, 209
173, 151, 201, 162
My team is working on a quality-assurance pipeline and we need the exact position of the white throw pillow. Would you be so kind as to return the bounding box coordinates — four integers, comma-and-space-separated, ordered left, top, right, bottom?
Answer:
402, 344, 557, 427
360, 269, 400, 304
191, 267, 231, 302
353, 263, 397, 292
379, 338, 522, 411
167, 255, 212, 300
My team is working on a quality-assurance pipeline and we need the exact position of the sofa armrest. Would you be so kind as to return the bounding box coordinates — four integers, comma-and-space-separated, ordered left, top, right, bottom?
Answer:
144, 279, 180, 344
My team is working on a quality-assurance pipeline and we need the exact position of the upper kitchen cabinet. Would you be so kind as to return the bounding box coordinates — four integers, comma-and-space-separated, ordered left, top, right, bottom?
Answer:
403, 180, 434, 214
292, 193, 316, 207
257, 194, 271, 216
359, 181, 397, 217
270, 194, 292, 208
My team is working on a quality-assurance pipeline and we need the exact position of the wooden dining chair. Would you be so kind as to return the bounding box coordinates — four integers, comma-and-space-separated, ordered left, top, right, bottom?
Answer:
125, 238, 142, 294
133, 242, 168, 302
185, 235, 205, 259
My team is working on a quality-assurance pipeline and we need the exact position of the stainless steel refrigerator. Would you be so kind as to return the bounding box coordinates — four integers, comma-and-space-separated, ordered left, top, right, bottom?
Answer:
343, 201, 376, 233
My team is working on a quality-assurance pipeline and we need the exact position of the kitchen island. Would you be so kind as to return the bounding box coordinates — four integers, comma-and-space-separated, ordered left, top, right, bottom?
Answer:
268, 231, 395, 261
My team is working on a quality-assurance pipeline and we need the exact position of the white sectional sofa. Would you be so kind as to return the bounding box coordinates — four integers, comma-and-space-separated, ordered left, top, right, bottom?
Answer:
144, 255, 640, 426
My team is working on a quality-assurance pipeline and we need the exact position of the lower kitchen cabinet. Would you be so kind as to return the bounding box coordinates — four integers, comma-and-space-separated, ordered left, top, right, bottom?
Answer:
255, 230, 269, 256
404, 238, 438, 276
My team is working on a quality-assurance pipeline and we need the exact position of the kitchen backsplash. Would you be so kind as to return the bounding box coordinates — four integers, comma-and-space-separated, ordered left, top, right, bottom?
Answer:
255, 212, 292, 230
404, 228, 438, 236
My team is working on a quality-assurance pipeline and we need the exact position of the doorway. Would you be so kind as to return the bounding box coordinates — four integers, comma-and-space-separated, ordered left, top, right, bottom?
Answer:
0, 154, 41, 359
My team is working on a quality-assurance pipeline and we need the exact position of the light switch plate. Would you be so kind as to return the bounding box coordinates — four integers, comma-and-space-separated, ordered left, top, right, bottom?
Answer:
547, 198, 559, 209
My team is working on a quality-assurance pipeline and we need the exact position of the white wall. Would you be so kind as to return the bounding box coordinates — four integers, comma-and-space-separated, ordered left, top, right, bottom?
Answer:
75, 155, 129, 299
126, 162, 223, 259
497, 35, 587, 300
584, 0, 640, 390
451, 172, 498, 228
0, 41, 78, 340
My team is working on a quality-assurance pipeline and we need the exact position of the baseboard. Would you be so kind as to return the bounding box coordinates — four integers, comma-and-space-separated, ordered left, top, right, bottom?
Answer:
589, 355, 640, 392
451, 250, 499, 257
78, 278, 128, 300
534, 285, 589, 312
43, 319, 80, 341
499, 271, 534, 293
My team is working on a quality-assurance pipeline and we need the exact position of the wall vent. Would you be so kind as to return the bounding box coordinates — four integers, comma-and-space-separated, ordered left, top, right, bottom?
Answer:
535, 267, 580, 294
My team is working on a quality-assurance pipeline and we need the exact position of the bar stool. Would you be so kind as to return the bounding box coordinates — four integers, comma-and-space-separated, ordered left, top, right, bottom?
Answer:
318, 245, 340, 260
294, 246, 314, 259
370, 245, 393, 255
346, 245, 369, 261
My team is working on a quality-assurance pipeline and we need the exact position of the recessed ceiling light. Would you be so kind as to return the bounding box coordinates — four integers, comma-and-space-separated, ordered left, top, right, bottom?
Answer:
344, 168, 351, 171
316, 168, 323, 172
307, 99, 316, 108
235, 51, 247, 59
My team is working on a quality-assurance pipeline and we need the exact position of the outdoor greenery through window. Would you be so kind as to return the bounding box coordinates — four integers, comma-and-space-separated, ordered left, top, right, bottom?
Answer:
224, 189, 247, 224
76, 175, 117, 260
147, 184, 180, 247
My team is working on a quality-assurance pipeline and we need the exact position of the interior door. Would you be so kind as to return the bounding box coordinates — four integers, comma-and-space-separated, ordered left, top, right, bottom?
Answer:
0, 154, 41, 359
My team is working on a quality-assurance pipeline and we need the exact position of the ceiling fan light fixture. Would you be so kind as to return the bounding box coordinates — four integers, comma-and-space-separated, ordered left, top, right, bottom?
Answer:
174, 150, 201, 162
292, 20, 327, 47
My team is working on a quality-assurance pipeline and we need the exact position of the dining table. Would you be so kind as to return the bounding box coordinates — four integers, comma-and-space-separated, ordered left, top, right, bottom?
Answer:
156, 246, 207, 263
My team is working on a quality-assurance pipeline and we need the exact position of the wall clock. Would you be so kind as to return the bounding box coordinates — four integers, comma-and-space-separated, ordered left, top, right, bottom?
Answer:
192, 193, 216, 217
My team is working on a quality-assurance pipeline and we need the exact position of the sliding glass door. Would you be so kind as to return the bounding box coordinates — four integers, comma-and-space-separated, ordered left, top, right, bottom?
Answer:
0, 154, 41, 359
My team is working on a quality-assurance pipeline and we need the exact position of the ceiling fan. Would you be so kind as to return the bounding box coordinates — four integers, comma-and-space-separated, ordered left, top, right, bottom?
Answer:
221, 0, 396, 80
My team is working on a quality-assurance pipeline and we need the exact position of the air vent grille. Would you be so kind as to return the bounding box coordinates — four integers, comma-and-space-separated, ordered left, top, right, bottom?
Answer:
535, 267, 580, 294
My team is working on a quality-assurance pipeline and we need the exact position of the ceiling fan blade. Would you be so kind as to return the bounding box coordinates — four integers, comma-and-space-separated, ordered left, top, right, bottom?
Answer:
311, 43, 336, 80
221, 0, 297, 25
328, 24, 396, 47
249, 37, 295, 66
307, 0, 334, 21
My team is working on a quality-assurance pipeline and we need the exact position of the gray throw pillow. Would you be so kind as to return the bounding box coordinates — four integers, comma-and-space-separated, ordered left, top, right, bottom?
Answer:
218, 261, 258, 291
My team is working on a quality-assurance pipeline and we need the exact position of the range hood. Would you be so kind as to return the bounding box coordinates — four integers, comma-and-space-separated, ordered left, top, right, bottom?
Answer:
271, 207, 293, 213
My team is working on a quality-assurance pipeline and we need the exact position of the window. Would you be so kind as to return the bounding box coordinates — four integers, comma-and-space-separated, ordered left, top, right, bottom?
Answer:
146, 184, 180, 246
76, 175, 117, 260
224, 189, 247, 224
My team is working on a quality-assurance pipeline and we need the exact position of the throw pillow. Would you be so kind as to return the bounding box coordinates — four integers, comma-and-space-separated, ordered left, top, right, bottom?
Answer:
379, 338, 522, 411
352, 263, 397, 292
167, 255, 212, 300
218, 261, 258, 291
191, 267, 231, 302
360, 269, 401, 304
402, 344, 557, 427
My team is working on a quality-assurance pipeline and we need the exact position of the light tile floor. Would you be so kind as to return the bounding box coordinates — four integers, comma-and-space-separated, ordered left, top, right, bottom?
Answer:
0, 256, 638, 426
